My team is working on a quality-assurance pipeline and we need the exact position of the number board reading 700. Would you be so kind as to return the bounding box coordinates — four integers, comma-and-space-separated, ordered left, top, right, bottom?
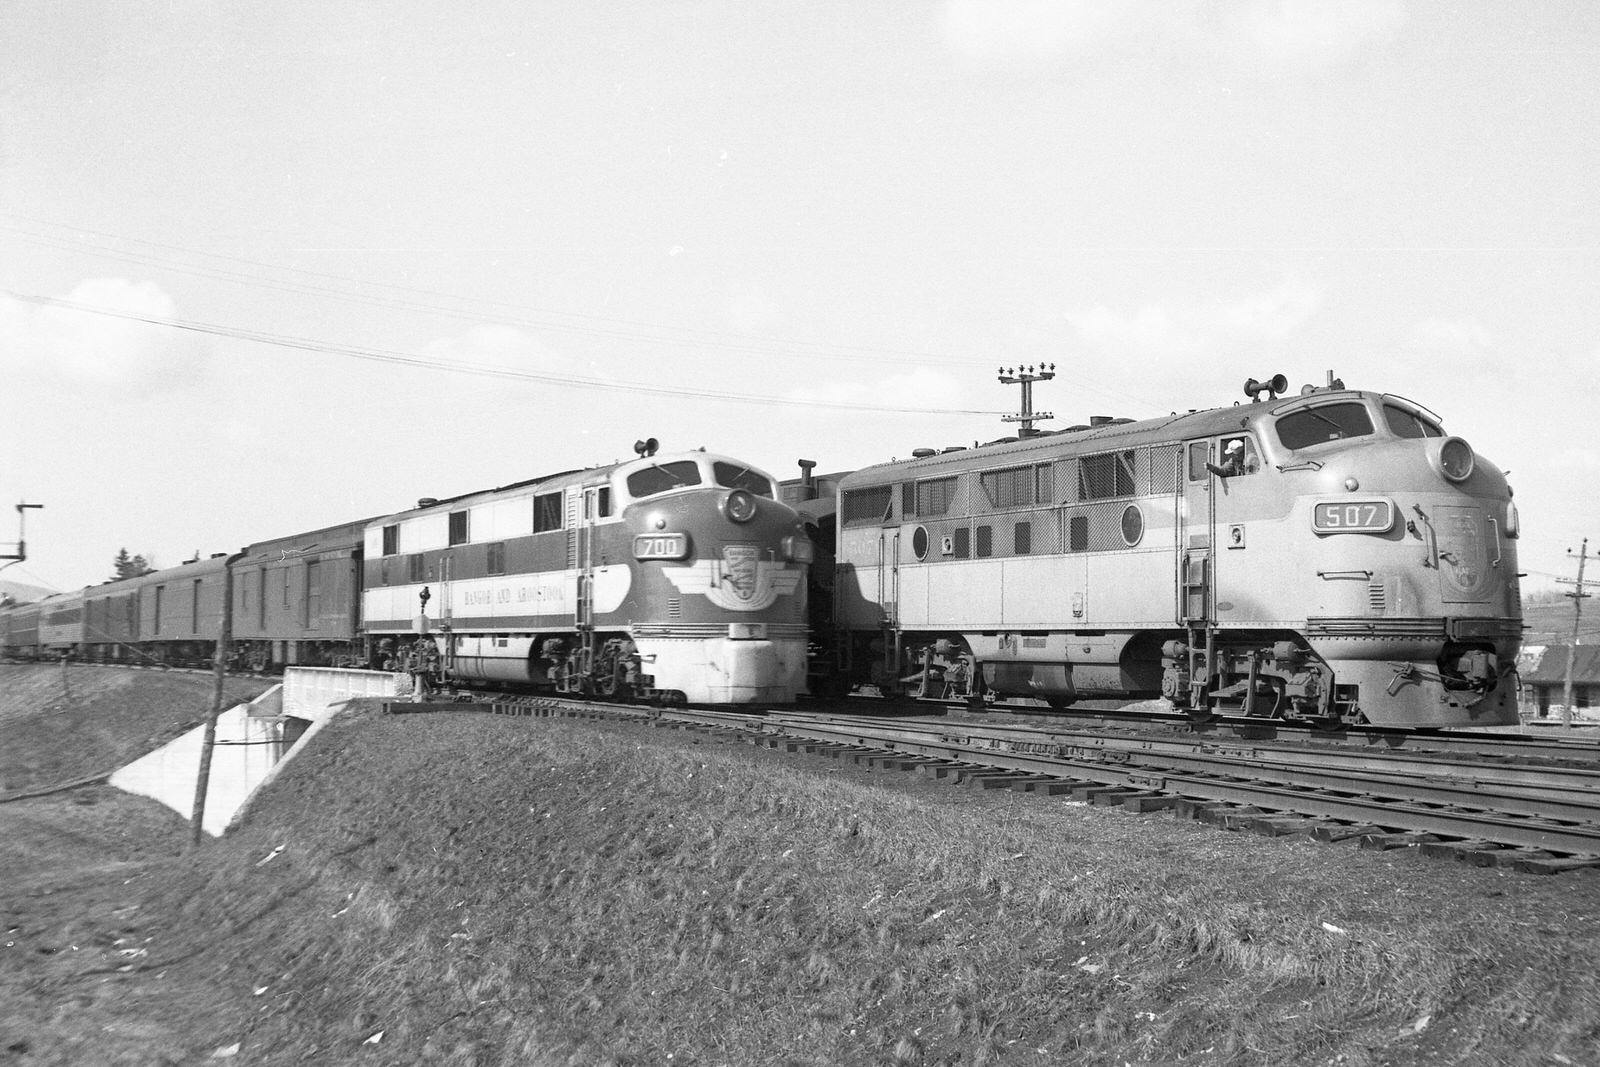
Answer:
633, 533, 691, 560
1311, 500, 1394, 534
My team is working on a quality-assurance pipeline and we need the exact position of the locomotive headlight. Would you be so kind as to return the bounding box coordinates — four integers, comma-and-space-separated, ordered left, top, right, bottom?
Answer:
723, 489, 758, 524
1505, 500, 1520, 538
781, 535, 814, 563
1344, 477, 1360, 491
1432, 437, 1476, 483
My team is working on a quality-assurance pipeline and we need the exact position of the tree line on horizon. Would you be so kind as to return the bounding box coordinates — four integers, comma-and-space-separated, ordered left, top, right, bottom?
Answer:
111, 548, 157, 581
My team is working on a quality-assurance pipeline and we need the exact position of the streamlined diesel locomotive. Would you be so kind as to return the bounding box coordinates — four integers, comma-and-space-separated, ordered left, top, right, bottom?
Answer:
360, 446, 814, 704
825, 375, 1521, 728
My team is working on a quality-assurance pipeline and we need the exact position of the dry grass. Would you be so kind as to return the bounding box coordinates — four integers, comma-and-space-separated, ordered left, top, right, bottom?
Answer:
128, 715, 1600, 1063
4, 669, 1600, 1065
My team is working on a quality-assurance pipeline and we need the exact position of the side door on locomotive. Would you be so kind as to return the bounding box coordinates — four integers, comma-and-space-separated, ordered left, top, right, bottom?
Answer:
1174, 427, 1274, 710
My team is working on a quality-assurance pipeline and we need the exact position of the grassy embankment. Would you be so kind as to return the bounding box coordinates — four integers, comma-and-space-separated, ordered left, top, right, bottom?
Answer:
0, 662, 270, 795
2, 665, 1599, 1065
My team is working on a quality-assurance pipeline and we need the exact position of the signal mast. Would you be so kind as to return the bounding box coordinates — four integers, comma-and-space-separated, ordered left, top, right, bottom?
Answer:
0, 502, 44, 575
998, 363, 1055, 438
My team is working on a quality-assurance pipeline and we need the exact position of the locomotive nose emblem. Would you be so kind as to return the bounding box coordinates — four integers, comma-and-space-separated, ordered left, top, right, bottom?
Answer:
721, 544, 760, 602
661, 544, 801, 610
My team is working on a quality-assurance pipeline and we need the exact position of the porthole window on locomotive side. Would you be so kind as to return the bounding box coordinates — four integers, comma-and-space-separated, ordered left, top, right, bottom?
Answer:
1121, 504, 1144, 546
911, 526, 930, 560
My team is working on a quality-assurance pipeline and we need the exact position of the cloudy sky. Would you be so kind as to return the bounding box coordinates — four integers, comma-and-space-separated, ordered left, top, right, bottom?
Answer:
2, 0, 1596, 595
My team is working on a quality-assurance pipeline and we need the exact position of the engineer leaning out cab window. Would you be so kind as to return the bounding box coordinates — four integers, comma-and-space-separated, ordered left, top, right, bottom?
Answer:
1220, 437, 1260, 476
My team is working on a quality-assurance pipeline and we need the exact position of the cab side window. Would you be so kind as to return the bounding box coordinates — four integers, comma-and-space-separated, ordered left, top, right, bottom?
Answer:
1191, 437, 1260, 480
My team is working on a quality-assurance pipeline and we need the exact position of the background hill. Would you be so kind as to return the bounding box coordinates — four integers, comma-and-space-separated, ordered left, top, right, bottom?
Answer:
0, 578, 58, 604
1522, 600, 1598, 647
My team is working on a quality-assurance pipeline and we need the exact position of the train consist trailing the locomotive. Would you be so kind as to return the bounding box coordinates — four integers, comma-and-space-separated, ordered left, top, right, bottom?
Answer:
0, 444, 814, 705
821, 374, 1523, 728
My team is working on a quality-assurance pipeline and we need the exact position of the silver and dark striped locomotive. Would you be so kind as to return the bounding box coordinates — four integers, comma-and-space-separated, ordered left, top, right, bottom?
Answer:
823, 375, 1521, 728
361, 447, 812, 704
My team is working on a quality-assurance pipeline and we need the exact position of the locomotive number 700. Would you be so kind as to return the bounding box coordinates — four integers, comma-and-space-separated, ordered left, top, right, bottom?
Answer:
1311, 500, 1394, 534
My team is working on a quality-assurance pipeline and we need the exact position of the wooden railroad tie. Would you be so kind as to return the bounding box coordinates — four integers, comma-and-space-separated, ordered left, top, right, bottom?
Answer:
1358, 831, 1441, 852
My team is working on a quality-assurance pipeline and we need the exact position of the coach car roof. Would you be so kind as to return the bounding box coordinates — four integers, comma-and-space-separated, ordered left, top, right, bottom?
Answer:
83, 551, 232, 602
237, 518, 375, 566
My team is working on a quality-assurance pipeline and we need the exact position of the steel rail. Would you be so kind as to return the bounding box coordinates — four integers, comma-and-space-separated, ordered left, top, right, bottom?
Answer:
473, 697, 1600, 863
875, 696, 1600, 764
771, 712, 1600, 801
749, 714, 1600, 856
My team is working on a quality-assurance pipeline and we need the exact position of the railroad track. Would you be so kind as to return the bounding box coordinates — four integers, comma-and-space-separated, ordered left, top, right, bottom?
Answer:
393, 696, 1600, 876
858, 693, 1600, 765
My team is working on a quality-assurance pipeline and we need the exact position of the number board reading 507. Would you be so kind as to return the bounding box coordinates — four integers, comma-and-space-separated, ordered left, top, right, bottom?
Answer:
1312, 500, 1394, 534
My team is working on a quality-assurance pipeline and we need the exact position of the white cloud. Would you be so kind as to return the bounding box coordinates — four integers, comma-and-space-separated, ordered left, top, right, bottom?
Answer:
1556, 446, 1600, 472
938, 0, 1407, 75
0, 279, 204, 393
772, 365, 1003, 464
1404, 316, 1492, 356
1065, 280, 1324, 362
1223, 0, 1409, 75
939, 0, 1166, 66
783, 365, 972, 414
419, 323, 564, 373
720, 283, 785, 338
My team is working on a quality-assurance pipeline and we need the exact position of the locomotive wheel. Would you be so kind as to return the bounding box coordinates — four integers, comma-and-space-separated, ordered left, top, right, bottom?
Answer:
594, 640, 637, 699
595, 654, 627, 697
554, 654, 585, 695
1243, 685, 1286, 719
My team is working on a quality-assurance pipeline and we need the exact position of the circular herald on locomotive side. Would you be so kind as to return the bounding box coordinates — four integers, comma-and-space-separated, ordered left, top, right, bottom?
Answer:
808, 373, 1522, 729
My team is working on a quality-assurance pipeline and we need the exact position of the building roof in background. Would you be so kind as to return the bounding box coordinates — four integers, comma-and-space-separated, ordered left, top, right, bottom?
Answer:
1523, 645, 1600, 686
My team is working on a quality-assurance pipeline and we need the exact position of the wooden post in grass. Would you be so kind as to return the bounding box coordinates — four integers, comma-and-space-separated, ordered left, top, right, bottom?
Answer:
191, 553, 239, 848
1560, 539, 1591, 731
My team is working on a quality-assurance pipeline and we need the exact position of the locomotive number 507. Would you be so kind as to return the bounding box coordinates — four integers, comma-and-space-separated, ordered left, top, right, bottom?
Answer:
1312, 500, 1394, 534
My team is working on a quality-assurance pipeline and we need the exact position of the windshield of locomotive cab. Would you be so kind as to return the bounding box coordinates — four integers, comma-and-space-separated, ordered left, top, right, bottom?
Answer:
1274, 402, 1375, 450
626, 460, 704, 498
713, 461, 774, 497
1382, 403, 1445, 439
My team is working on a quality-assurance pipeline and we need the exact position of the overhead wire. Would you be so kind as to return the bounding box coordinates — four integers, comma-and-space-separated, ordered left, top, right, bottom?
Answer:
0, 288, 1008, 415
0, 213, 1167, 411
5, 222, 941, 364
